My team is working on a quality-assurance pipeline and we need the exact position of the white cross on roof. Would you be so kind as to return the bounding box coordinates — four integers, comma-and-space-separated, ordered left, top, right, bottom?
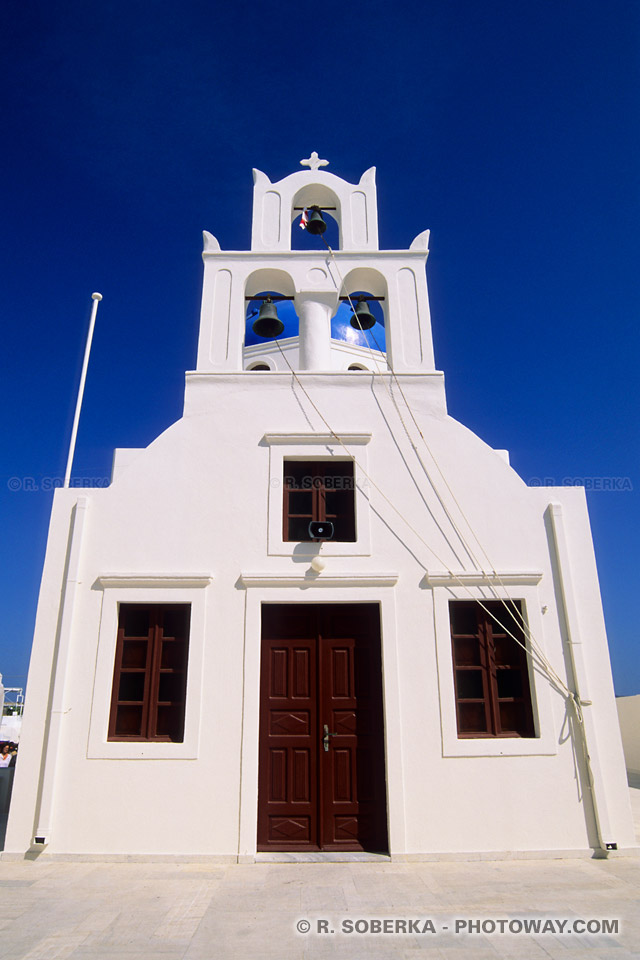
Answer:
300, 152, 329, 171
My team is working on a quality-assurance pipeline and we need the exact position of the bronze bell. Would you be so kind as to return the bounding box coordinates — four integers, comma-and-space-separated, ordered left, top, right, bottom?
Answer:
252, 298, 284, 339
305, 206, 327, 235
350, 296, 376, 330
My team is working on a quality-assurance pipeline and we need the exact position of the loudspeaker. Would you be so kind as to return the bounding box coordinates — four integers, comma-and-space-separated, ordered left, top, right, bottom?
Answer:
308, 521, 334, 540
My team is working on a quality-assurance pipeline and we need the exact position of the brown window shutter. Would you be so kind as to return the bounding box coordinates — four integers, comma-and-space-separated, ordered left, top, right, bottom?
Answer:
283, 460, 356, 542
108, 603, 191, 742
450, 600, 535, 739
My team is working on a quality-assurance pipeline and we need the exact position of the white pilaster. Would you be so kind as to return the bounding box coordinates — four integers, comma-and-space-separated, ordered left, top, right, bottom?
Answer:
295, 293, 335, 370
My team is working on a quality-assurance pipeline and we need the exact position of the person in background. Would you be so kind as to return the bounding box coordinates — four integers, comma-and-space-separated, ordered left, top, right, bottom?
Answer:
0, 745, 11, 768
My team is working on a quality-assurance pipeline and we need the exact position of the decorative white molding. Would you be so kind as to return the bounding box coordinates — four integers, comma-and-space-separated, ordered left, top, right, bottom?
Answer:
262, 432, 371, 446
95, 575, 213, 589
409, 229, 430, 252
202, 231, 221, 252
239, 572, 398, 588
200, 249, 431, 261
300, 152, 329, 171
359, 167, 376, 187
252, 167, 270, 187
187, 368, 444, 379
423, 570, 543, 587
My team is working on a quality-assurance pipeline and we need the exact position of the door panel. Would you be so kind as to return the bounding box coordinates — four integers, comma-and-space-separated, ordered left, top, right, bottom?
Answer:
257, 604, 387, 852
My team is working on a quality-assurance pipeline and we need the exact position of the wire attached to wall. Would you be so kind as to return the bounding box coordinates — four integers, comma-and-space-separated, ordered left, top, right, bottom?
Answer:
269, 252, 604, 839
317, 233, 575, 699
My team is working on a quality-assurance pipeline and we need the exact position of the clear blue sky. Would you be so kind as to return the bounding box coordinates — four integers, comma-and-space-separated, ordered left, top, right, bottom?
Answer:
1, 1, 638, 694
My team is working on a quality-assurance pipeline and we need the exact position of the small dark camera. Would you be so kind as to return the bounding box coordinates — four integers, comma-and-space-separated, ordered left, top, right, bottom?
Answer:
308, 521, 334, 540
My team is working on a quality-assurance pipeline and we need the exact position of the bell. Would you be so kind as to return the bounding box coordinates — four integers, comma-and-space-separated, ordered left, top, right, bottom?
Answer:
305, 206, 327, 235
252, 298, 284, 339
350, 296, 376, 330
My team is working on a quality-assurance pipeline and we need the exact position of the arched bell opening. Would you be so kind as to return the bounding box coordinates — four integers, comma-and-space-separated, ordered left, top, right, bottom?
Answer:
334, 267, 388, 357
348, 363, 369, 371
291, 208, 339, 251
245, 291, 300, 346
291, 184, 342, 250
245, 269, 298, 347
331, 290, 386, 353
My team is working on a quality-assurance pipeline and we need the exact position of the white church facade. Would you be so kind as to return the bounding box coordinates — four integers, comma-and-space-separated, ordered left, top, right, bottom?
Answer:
5, 157, 635, 860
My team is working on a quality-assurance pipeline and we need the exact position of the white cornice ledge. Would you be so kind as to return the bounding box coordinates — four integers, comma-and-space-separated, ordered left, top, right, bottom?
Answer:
96, 574, 214, 589
263, 432, 372, 446
240, 572, 398, 588
201, 250, 428, 260
423, 570, 543, 587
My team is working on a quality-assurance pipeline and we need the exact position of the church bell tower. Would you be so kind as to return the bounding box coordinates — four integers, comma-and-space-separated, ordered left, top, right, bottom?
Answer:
195, 153, 438, 377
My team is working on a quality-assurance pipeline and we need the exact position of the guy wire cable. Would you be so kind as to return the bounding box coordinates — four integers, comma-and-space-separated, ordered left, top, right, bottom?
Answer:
270, 333, 600, 836
270, 333, 570, 701
319, 234, 567, 688
291, 216, 602, 844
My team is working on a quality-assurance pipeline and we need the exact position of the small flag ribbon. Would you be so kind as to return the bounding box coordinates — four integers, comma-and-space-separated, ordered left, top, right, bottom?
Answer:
300, 208, 309, 229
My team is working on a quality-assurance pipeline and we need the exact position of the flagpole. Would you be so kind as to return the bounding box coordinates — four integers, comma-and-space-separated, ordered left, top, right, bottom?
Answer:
63, 293, 102, 489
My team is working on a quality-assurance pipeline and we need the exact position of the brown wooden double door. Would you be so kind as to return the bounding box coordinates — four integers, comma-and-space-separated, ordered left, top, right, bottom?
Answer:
257, 604, 388, 852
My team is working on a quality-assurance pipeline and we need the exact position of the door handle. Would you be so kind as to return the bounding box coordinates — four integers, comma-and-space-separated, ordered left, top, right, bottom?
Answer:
322, 723, 338, 752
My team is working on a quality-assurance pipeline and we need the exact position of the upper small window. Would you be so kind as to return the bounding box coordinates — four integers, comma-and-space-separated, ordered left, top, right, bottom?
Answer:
283, 460, 356, 542
450, 600, 534, 738
108, 604, 190, 742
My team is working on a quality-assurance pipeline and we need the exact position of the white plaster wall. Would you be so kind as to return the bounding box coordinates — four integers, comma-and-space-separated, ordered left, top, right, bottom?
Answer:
5, 371, 635, 858
617, 696, 640, 775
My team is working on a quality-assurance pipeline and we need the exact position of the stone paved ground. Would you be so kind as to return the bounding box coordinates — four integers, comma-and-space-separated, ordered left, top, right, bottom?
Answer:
0, 787, 637, 960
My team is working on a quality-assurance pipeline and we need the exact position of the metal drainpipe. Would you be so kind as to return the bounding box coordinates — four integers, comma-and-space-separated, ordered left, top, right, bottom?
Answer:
547, 501, 615, 856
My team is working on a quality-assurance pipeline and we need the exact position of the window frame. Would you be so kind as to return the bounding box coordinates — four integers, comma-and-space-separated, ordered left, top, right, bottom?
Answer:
430, 575, 557, 757
108, 603, 191, 743
449, 599, 535, 739
264, 433, 372, 558
282, 459, 356, 543
88, 577, 211, 759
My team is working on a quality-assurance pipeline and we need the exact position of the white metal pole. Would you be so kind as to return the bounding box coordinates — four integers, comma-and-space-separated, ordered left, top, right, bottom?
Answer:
63, 293, 102, 489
